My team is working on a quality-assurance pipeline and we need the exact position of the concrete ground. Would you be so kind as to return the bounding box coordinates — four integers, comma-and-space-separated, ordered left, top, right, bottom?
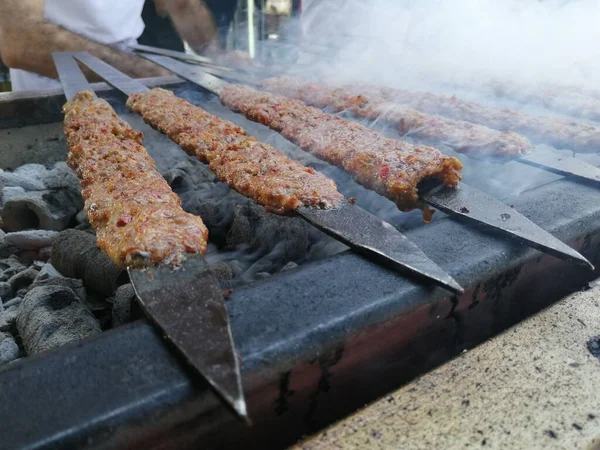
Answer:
293, 281, 600, 450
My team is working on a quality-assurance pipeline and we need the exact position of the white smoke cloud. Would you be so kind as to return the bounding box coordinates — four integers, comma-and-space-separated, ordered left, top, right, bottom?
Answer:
298, 0, 600, 92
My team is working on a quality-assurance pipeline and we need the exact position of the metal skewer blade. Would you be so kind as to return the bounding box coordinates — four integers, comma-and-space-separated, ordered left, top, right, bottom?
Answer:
128, 257, 247, 420
139, 51, 256, 85
140, 56, 592, 270
133, 44, 269, 79
132, 43, 216, 66
53, 52, 248, 420
131, 43, 232, 70
73, 52, 461, 292
423, 182, 593, 269
518, 152, 600, 184
72, 52, 150, 96
298, 202, 463, 293
52, 52, 97, 101
140, 53, 227, 95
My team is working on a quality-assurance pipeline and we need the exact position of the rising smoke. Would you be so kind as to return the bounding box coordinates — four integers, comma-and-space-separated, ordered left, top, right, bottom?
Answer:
298, 0, 600, 92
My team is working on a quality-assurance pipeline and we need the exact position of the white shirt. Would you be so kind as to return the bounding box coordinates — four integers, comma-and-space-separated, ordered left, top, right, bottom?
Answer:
10, 0, 145, 91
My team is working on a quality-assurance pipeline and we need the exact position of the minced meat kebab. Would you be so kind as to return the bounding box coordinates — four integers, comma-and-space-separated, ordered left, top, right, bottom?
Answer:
288, 78, 600, 153
261, 77, 533, 158
62, 91, 208, 268
219, 84, 463, 215
126, 88, 344, 215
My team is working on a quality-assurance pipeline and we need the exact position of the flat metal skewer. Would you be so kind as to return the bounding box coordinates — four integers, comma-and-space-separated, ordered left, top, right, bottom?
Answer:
52, 52, 248, 421
134, 49, 600, 187
140, 54, 593, 270
73, 51, 463, 294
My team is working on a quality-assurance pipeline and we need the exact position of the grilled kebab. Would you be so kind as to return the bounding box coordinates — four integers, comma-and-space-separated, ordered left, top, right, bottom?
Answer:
261, 77, 534, 158
63, 91, 208, 268
467, 79, 600, 123
218, 84, 463, 215
126, 88, 344, 215
306, 79, 600, 153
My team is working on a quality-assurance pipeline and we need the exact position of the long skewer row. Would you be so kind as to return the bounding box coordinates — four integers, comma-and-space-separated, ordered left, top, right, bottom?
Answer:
66, 52, 468, 292
132, 45, 600, 185
256, 77, 600, 183
125, 53, 592, 269
72, 52, 592, 271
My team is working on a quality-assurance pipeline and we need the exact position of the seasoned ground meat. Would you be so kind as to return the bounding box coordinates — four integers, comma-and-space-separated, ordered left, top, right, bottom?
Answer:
341, 81, 600, 153
126, 88, 344, 214
63, 91, 208, 268
220, 84, 463, 214
261, 77, 533, 158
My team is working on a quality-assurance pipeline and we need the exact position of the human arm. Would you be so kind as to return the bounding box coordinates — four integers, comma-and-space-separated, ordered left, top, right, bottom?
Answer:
0, 0, 169, 79
154, 0, 221, 56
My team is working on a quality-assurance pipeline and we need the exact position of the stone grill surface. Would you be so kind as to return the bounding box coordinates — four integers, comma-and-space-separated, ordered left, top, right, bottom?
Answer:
0, 80, 600, 449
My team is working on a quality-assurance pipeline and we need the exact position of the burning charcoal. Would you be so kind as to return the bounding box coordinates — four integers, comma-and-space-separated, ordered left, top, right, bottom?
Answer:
227, 205, 310, 261
0, 332, 19, 364
41, 162, 80, 192
0, 314, 7, 332
1, 189, 81, 232
35, 263, 62, 281
2, 265, 27, 280
227, 260, 243, 278
17, 285, 101, 355
51, 230, 126, 297
211, 261, 235, 283
4, 230, 59, 250
1, 304, 19, 331
1, 186, 25, 200
1, 163, 79, 195
281, 261, 298, 272
0, 282, 11, 299
163, 160, 217, 189
11, 164, 47, 182
0, 255, 25, 270
3, 297, 22, 309
182, 185, 249, 246
164, 160, 254, 246
74, 209, 88, 225
111, 284, 138, 328
7, 267, 39, 293
0, 237, 20, 259
30, 276, 86, 305
38, 246, 52, 262
0, 167, 45, 191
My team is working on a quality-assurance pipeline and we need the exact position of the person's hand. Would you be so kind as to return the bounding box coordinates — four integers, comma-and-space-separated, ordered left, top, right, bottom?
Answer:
155, 0, 219, 55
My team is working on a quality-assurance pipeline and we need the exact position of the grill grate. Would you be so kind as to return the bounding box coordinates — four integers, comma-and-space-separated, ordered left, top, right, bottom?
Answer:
1, 80, 599, 449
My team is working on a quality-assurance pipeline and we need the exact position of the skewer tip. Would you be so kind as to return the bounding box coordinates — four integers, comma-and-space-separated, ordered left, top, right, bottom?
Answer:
580, 258, 595, 271
440, 277, 464, 295
233, 398, 251, 424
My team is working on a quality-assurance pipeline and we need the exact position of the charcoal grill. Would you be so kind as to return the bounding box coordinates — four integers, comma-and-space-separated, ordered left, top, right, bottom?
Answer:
1, 77, 600, 449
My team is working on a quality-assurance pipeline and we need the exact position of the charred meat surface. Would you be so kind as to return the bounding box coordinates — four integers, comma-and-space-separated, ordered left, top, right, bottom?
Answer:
62, 91, 208, 268
220, 84, 463, 213
126, 88, 344, 215
261, 77, 533, 158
